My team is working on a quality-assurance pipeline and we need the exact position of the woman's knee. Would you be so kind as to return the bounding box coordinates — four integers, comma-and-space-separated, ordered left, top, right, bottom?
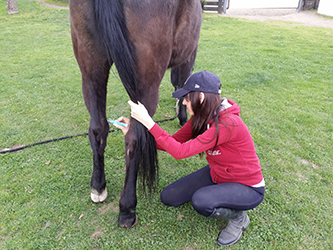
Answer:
160, 188, 172, 206
160, 186, 180, 207
191, 188, 213, 217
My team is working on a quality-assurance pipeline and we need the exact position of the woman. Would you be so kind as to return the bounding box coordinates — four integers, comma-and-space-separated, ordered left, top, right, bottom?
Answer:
114, 70, 265, 247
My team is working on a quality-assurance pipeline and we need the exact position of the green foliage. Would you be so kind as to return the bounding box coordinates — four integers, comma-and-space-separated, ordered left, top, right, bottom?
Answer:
1, 2, 332, 249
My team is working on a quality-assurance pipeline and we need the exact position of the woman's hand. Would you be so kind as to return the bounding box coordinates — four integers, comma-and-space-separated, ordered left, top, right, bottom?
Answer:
112, 116, 130, 135
128, 100, 155, 130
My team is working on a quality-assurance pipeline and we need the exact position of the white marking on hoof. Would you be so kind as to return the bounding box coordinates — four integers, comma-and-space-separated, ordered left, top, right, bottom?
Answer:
91, 188, 108, 203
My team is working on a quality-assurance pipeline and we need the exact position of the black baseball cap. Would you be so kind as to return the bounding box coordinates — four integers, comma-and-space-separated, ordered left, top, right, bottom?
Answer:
172, 70, 221, 98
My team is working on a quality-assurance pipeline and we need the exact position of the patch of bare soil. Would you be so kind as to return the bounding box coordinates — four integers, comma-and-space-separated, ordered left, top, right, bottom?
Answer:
38, 0, 69, 10
222, 9, 333, 29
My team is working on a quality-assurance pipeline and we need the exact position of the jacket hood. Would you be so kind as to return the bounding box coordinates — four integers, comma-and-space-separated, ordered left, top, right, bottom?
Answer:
221, 99, 241, 116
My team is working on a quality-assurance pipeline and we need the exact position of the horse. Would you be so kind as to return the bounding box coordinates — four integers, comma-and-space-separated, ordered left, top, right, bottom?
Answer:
69, 0, 202, 228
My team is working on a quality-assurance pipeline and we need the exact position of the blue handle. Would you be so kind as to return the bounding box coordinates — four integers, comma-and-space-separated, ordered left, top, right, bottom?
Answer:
108, 119, 128, 127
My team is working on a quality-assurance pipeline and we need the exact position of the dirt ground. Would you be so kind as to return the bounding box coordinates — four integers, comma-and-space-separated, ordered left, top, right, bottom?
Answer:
222, 8, 333, 29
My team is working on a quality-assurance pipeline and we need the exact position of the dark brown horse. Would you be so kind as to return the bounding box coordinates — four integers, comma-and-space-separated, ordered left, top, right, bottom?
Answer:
69, 0, 202, 228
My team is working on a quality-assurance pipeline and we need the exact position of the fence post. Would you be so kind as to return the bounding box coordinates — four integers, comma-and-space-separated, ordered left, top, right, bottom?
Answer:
218, 0, 223, 14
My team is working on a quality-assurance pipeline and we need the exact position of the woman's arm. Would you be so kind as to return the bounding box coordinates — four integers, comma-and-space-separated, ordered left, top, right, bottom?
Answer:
149, 123, 218, 159
127, 100, 219, 159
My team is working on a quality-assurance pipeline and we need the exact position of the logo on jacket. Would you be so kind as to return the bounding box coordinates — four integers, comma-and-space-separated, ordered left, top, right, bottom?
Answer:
207, 150, 221, 156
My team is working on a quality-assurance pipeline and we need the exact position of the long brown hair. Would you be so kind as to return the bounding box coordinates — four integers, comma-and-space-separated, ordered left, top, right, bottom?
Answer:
187, 92, 222, 150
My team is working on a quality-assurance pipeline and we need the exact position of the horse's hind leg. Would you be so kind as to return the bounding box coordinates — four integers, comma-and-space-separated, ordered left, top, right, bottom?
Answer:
70, 7, 111, 203
117, 127, 139, 228
83, 67, 110, 203
118, 72, 161, 228
171, 47, 198, 126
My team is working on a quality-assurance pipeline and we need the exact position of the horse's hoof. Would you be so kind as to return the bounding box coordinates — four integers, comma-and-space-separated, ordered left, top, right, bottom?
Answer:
118, 214, 138, 228
91, 188, 108, 203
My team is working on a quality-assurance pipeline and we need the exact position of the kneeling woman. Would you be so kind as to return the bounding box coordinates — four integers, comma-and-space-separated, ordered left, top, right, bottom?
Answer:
114, 71, 265, 247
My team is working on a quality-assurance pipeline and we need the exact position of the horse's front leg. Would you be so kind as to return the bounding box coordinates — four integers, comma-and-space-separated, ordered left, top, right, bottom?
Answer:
171, 67, 187, 126
118, 122, 139, 228
171, 47, 198, 126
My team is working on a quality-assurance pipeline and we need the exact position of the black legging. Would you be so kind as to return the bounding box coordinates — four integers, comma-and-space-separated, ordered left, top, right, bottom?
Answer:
160, 165, 265, 217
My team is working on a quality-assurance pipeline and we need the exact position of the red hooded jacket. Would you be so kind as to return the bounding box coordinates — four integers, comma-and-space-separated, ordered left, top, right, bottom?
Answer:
148, 100, 264, 186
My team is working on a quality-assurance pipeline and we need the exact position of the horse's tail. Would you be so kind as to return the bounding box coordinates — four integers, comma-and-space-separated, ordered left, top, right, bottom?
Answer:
94, 0, 158, 193
94, 0, 136, 100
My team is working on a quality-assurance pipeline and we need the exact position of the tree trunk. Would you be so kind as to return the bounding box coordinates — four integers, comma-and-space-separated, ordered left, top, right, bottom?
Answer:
314, 0, 320, 9
7, 0, 18, 15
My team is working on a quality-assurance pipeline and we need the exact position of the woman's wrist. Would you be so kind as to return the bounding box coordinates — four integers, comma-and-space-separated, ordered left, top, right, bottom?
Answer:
144, 117, 155, 130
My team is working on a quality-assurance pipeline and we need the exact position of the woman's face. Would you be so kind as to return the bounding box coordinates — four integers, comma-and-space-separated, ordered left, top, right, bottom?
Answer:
182, 94, 194, 116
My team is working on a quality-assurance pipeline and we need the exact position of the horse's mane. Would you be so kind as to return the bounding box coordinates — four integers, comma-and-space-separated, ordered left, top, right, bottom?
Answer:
94, 0, 158, 193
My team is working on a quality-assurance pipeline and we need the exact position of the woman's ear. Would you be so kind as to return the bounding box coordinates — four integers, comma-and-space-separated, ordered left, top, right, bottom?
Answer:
200, 92, 205, 104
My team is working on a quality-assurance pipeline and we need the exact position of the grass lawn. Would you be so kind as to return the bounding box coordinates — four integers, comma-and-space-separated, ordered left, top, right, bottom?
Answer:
1, 1, 332, 249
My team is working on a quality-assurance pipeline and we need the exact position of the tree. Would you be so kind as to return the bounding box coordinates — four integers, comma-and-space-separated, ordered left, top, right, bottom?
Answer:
7, 0, 18, 15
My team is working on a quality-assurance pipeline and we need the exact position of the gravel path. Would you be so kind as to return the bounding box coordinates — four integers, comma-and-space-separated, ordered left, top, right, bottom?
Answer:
222, 9, 333, 29
39, 0, 69, 10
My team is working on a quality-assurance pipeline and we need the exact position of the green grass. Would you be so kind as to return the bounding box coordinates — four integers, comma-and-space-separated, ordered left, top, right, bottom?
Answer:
1, 1, 333, 249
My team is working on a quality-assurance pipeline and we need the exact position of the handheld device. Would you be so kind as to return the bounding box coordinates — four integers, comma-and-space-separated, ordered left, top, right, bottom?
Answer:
108, 119, 128, 127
